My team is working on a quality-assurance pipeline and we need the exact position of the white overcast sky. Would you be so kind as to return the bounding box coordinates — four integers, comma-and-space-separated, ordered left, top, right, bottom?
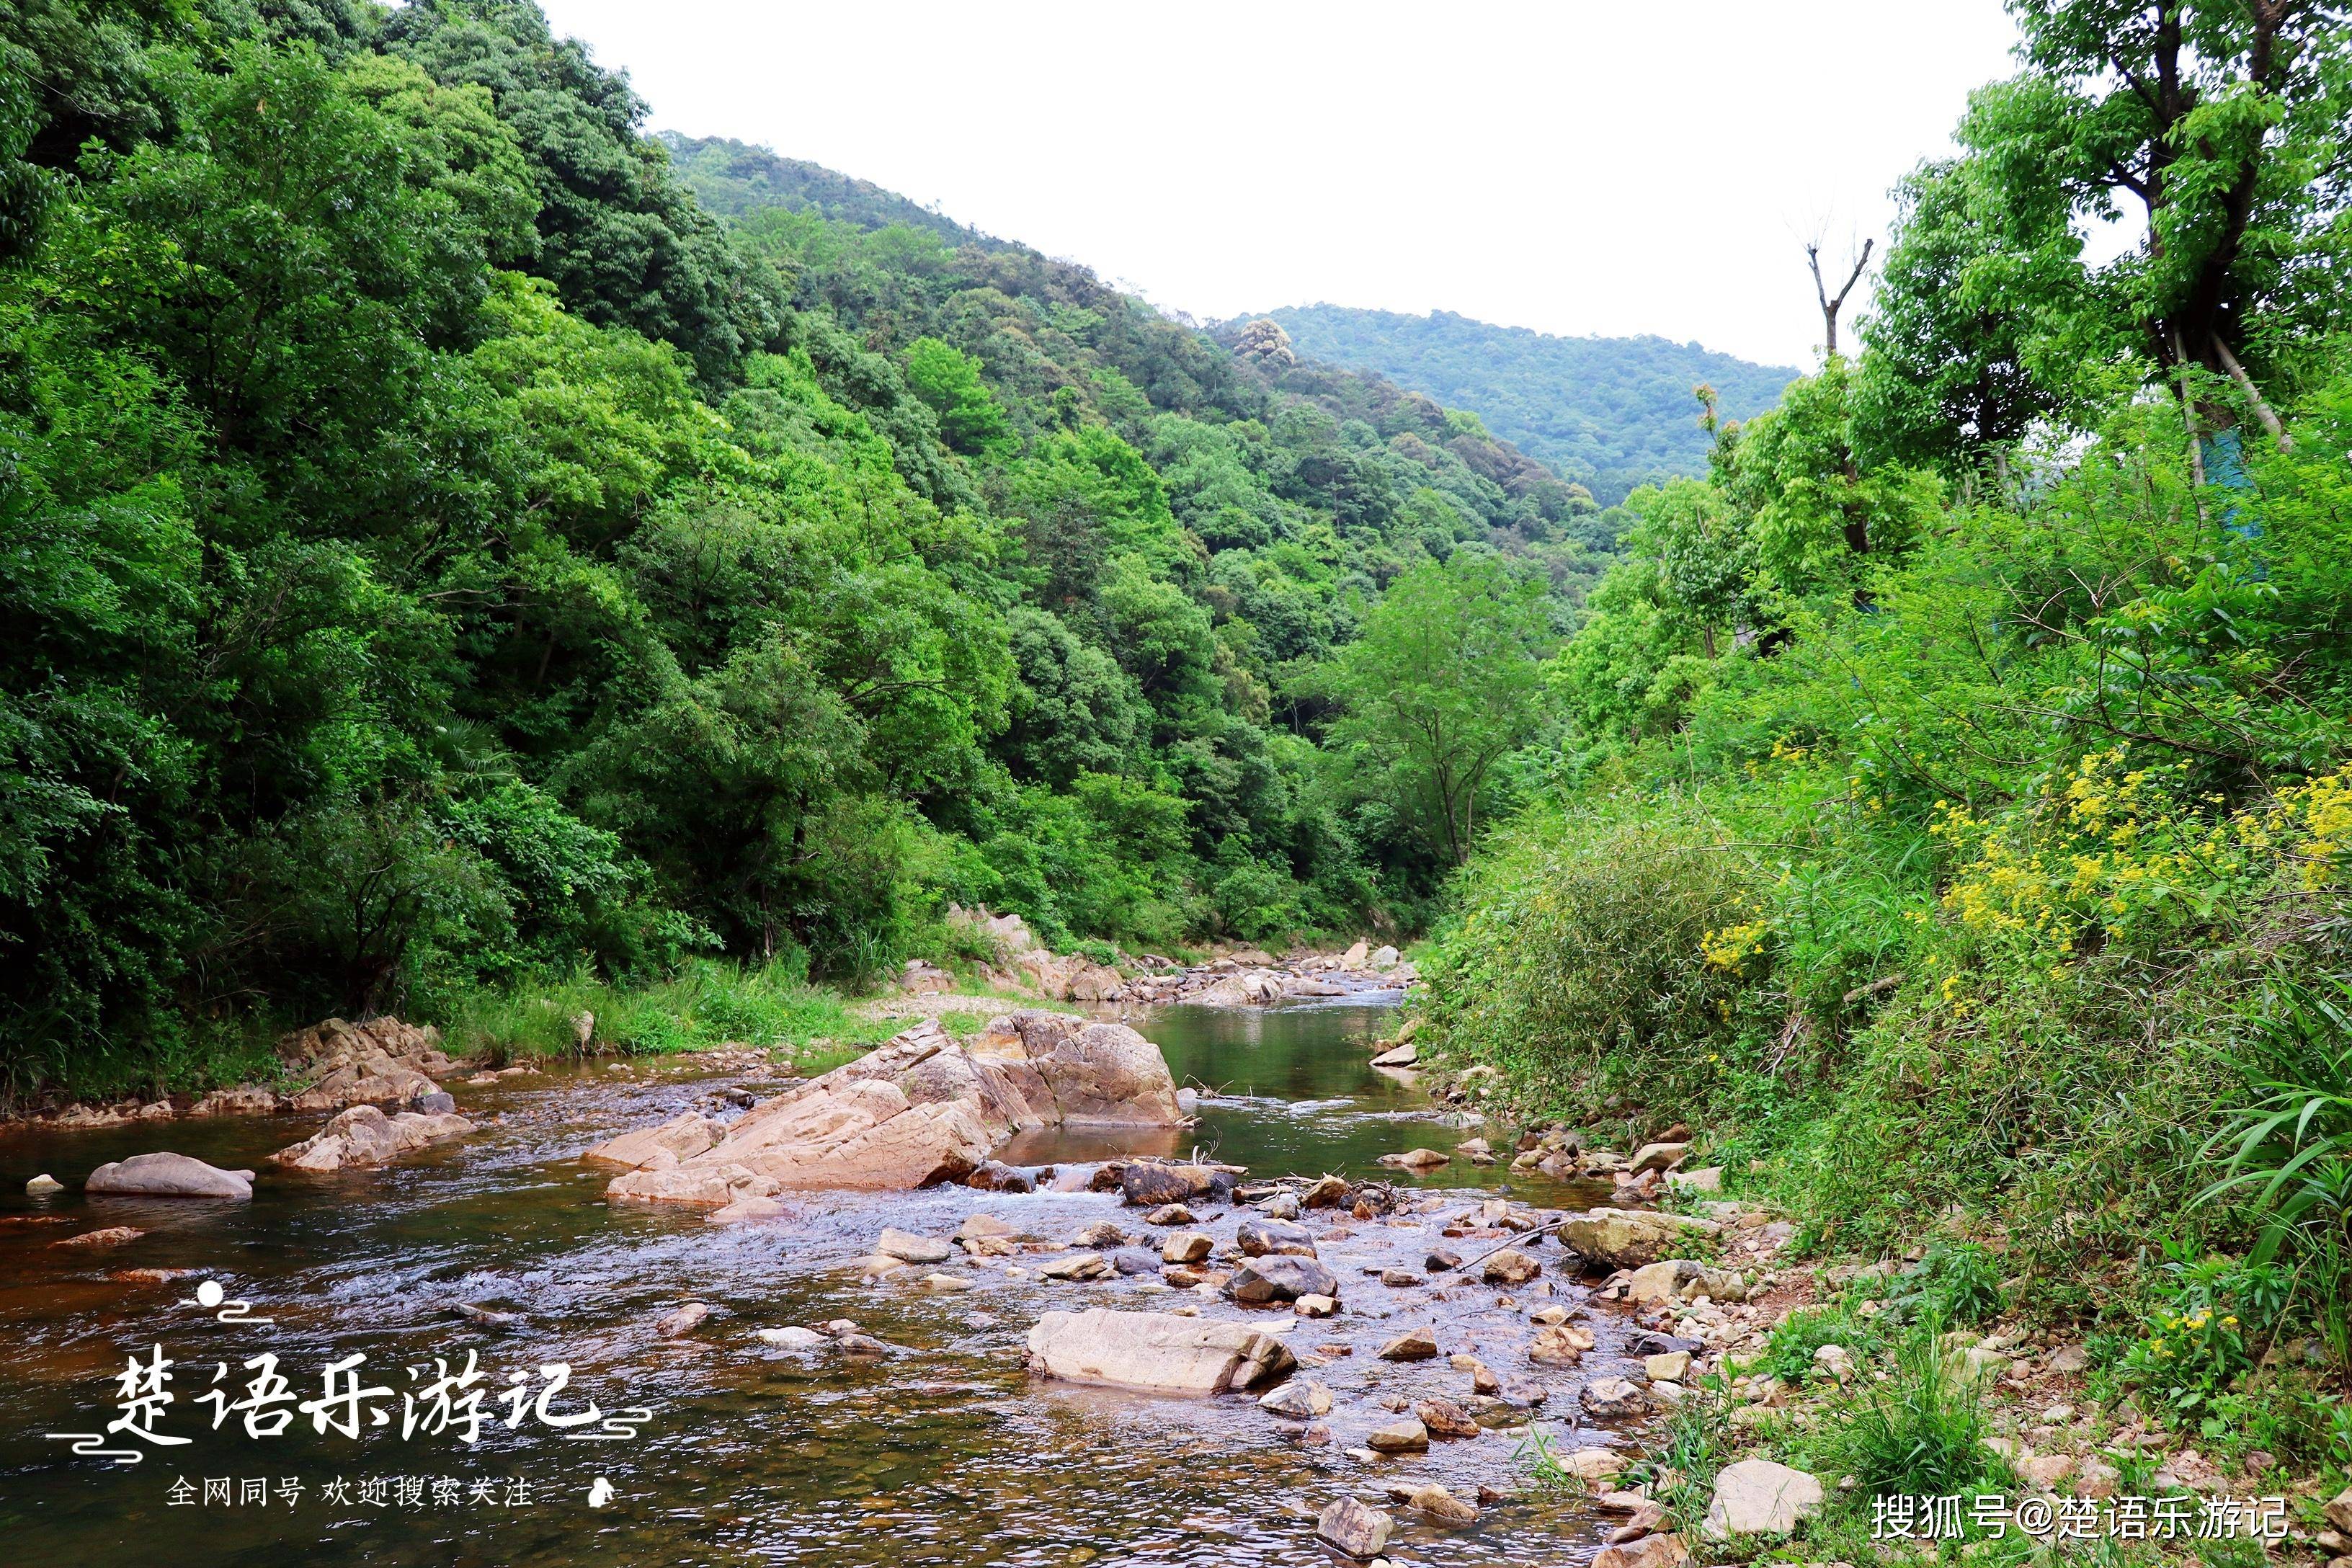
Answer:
535, 1, 2025, 369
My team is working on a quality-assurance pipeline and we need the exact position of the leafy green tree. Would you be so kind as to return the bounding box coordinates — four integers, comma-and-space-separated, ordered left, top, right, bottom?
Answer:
903, 337, 1012, 457
1323, 554, 1554, 866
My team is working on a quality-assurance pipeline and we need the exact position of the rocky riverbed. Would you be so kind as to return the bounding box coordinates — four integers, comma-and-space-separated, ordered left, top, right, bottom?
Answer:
0, 996, 1783, 1568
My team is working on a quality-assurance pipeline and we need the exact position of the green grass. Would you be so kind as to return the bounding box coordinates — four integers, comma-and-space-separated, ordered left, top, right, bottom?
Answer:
439, 959, 901, 1070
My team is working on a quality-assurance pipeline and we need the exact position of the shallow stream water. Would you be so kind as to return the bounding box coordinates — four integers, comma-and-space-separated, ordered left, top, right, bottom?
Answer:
0, 999, 1639, 1567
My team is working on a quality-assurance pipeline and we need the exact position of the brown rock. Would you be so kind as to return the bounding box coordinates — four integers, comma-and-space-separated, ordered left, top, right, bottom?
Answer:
1315, 1496, 1393, 1559
1378, 1325, 1439, 1360
1482, 1248, 1541, 1286
1367, 1417, 1430, 1453
1415, 1397, 1480, 1439
1411, 1483, 1479, 1525
1594, 1533, 1689, 1568
54, 1226, 146, 1248
1024, 1308, 1293, 1394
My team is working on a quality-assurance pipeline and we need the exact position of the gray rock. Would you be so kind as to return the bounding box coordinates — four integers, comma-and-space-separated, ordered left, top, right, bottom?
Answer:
25, 1173, 62, 1195
1225, 1255, 1339, 1305
755, 1326, 826, 1349
1582, 1376, 1650, 1419
1702, 1458, 1823, 1538
876, 1228, 952, 1265
1316, 1496, 1394, 1559
1025, 1308, 1293, 1394
1257, 1378, 1332, 1419
84, 1152, 253, 1199
1235, 1216, 1318, 1257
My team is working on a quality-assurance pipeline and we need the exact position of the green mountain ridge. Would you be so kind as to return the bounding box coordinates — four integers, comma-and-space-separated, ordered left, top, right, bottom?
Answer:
1252, 303, 1799, 504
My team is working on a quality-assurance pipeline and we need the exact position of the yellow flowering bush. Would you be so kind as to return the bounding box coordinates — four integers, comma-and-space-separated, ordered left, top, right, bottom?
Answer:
1928, 752, 2352, 963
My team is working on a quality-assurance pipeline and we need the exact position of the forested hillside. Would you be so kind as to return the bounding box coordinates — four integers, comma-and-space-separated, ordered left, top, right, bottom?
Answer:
659, 131, 1004, 250
0, 0, 1600, 1102
1257, 304, 1798, 504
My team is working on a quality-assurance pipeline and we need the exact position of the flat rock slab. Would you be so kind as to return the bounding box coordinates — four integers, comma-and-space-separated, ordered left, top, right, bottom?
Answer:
85, 1152, 254, 1199
1703, 1458, 1824, 1538
1025, 1308, 1295, 1395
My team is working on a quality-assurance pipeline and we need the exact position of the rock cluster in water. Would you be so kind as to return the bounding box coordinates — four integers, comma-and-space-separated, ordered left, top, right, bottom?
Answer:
593, 1012, 1185, 1207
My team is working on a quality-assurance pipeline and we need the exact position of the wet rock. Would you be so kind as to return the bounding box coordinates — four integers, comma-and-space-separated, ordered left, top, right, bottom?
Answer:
921, 1272, 976, 1291
756, 1326, 826, 1349
877, 1228, 952, 1264
1040, 1253, 1113, 1282
1162, 1231, 1213, 1264
966, 1161, 1036, 1193
1378, 1325, 1439, 1361
606, 1012, 1182, 1206
654, 1301, 710, 1337
1293, 1293, 1337, 1318
1257, 1378, 1332, 1419
1236, 1217, 1318, 1257
1301, 1175, 1350, 1208
1315, 1495, 1393, 1559
1368, 1042, 1418, 1067
1629, 1329, 1706, 1357
1255, 1190, 1301, 1220
1376, 1148, 1448, 1170
1379, 1268, 1422, 1288
1143, 1203, 1194, 1226
707, 1195, 784, 1225
846, 1254, 908, 1276
1225, 1255, 1339, 1305
272, 1105, 471, 1172
1110, 1250, 1160, 1276
86, 1152, 254, 1199
1120, 1162, 1215, 1208
450, 1302, 524, 1330
1555, 1208, 1719, 1269
1416, 1398, 1480, 1439
1025, 1308, 1294, 1394
1644, 1350, 1693, 1383
837, 1333, 896, 1356
1366, 1417, 1429, 1453
955, 1213, 1013, 1245
1071, 1219, 1129, 1250
1495, 1377, 1549, 1407
1482, 1249, 1541, 1286
1425, 1247, 1462, 1272
53, 1226, 146, 1249
1594, 1531, 1689, 1568
1530, 1323, 1595, 1364
1703, 1459, 1823, 1538
1412, 1483, 1479, 1525
1582, 1376, 1649, 1419
25, 1174, 62, 1195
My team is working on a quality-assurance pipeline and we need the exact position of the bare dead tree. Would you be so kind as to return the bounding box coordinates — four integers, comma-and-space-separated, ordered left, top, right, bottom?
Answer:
1807, 237, 1874, 358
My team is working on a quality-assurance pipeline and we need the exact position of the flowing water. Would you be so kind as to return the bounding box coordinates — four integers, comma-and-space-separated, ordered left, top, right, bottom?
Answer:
0, 999, 1641, 1567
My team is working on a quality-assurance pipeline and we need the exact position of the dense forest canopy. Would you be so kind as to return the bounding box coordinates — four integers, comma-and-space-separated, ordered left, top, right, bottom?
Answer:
1256, 304, 1799, 504
0, 0, 1607, 1101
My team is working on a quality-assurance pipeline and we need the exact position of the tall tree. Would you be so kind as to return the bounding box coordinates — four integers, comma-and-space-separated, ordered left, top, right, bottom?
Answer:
1322, 554, 1554, 868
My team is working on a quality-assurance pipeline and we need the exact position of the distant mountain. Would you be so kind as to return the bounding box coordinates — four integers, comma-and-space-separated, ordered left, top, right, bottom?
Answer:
659, 132, 1007, 250
1257, 306, 1799, 505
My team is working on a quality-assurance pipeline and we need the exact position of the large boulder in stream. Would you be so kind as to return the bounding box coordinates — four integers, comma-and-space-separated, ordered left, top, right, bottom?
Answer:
603, 1014, 1184, 1207
1025, 1308, 1294, 1394
271, 1104, 473, 1172
276, 1016, 463, 1113
85, 1152, 254, 1199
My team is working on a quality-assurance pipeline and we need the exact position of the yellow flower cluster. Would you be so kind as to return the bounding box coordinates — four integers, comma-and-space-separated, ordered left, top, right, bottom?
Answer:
1930, 750, 2340, 956
1701, 917, 1770, 971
